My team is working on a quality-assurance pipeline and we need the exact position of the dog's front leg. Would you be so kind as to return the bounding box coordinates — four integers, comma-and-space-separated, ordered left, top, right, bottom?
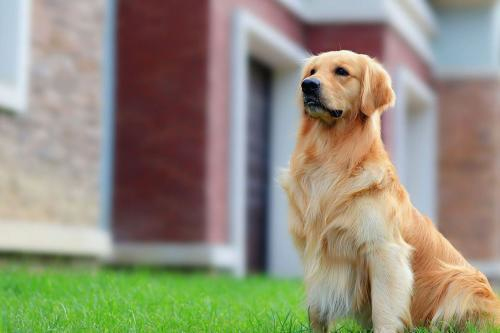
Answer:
308, 305, 329, 333
368, 242, 413, 333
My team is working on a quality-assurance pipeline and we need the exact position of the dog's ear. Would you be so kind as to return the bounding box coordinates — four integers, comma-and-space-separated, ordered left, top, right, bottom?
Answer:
360, 58, 395, 117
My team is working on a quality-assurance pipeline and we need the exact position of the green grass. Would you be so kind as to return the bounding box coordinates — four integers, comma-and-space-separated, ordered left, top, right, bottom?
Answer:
0, 262, 497, 332
1, 263, 310, 332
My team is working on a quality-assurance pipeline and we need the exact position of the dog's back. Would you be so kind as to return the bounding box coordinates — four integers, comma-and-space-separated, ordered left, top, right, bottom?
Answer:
403, 209, 500, 326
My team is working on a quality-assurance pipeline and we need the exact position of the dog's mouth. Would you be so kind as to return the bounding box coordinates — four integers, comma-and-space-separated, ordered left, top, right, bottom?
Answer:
304, 97, 343, 119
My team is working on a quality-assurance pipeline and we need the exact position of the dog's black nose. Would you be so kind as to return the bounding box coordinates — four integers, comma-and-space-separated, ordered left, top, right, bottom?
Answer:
301, 77, 321, 95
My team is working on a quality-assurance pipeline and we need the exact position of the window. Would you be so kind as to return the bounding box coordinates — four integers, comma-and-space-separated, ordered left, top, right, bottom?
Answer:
0, 0, 30, 112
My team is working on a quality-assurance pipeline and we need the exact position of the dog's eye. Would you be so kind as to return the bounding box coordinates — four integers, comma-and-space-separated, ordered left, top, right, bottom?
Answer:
334, 67, 349, 76
310, 69, 316, 75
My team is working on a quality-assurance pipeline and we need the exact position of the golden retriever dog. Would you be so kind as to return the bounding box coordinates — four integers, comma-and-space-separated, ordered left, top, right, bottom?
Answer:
280, 50, 500, 332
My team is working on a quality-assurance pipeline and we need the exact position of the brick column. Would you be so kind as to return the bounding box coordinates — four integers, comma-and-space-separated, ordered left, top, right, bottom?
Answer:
113, 0, 210, 242
438, 78, 500, 260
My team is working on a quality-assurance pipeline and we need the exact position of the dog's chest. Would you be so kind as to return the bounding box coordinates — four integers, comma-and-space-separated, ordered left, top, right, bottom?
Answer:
286, 164, 384, 244
283, 166, 375, 317
307, 261, 371, 320
287, 167, 365, 239
288, 167, 344, 220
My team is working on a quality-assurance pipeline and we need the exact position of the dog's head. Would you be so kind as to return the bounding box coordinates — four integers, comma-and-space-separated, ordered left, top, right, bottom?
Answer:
300, 50, 395, 124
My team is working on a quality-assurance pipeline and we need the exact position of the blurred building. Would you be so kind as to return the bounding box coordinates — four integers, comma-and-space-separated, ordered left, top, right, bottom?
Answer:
0, 0, 499, 277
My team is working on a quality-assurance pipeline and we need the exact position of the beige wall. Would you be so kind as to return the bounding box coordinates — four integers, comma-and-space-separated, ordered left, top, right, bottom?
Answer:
0, 0, 104, 226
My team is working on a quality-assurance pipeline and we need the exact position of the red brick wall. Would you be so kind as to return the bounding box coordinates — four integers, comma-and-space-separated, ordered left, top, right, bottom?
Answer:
305, 24, 385, 58
113, 0, 210, 242
437, 79, 500, 260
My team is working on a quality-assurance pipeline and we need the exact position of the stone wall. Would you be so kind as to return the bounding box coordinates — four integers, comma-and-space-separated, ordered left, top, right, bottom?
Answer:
0, 0, 104, 226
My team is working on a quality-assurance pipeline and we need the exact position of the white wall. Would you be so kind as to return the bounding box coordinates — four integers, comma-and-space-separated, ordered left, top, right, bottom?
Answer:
433, 5, 499, 73
229, 10, 308, 276
404, 96, 437, 221
393, 68, 437, 222
267, 69, 303, 277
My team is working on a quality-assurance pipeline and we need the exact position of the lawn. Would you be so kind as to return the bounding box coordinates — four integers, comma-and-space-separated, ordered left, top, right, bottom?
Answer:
1, 263, 311, 332
0, 262, 497, 332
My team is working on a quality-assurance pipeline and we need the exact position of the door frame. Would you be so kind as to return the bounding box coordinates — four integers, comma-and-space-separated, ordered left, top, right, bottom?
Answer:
393, 66, 438, 222
229, 10, 308, 276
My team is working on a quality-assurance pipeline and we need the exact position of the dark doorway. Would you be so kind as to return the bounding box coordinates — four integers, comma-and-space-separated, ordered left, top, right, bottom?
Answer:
246, 58, 272, 273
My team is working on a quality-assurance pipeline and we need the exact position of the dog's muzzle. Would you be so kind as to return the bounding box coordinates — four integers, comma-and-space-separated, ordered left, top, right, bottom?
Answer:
302, 78, 343, 118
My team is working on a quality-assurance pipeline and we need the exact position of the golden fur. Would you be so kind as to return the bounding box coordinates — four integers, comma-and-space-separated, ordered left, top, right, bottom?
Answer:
280, 50, 500, 332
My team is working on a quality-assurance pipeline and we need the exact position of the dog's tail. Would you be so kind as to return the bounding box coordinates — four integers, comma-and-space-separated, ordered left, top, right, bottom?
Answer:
477, 290, 500, 327
430, 263, 500, 328
465, 269, 500, 327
